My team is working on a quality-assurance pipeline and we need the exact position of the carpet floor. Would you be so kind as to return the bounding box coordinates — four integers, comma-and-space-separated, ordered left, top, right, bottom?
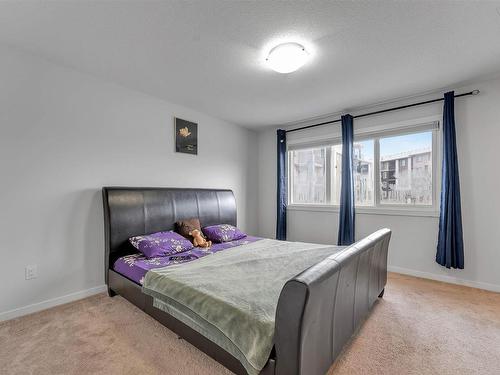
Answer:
1, 273, 499, 374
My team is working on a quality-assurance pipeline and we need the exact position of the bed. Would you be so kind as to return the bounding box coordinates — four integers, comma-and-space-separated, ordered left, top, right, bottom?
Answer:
103, 187, 391, 375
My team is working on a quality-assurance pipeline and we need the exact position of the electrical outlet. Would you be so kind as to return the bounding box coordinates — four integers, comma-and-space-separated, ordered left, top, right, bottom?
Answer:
25, 264, 38, 280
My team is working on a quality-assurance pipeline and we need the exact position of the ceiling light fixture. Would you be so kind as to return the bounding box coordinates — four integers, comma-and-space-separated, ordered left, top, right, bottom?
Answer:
265, 42, 310, 74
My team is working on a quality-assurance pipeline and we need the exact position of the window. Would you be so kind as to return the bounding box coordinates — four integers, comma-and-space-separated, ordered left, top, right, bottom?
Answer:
379, 132, 433, 205
288, 121, 438, 211
290, 147, 328, 204
289, 140, 374, 206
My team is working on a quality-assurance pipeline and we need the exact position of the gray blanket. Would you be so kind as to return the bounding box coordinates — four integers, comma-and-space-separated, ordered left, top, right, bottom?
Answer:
142, 238, 343, 375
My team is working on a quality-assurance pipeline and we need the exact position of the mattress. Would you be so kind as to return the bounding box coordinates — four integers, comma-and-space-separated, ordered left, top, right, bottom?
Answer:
114, 236, 261, 284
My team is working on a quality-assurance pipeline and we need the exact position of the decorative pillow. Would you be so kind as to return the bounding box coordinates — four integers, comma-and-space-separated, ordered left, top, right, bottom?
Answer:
202, 224, 246, 243
175, 218, 203, 243
129, 230, 193, 258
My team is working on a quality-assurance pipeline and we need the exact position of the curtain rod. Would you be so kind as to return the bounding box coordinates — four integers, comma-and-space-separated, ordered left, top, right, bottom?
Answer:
285, 90, 480, 134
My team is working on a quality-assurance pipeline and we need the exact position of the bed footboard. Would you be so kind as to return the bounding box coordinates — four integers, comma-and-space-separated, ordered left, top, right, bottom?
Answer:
274, 228, 391, 375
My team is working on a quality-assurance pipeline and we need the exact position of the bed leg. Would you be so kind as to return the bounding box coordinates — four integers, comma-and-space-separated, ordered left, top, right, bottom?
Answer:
378, 288, 385, 298
108, 288, 117, 297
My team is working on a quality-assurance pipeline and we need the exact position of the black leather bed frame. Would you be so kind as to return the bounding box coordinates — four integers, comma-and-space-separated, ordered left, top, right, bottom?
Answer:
103, 187, 391, 375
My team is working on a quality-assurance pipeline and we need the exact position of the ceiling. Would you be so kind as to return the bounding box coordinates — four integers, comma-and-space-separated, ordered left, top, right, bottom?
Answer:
1, 1, 500, 128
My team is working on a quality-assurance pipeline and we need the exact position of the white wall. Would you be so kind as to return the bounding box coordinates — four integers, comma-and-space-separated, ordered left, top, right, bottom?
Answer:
0, 45, 259, 319
258, 77, 500, 292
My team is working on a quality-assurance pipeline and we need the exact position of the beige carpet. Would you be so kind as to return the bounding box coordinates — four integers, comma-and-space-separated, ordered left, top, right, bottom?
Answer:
1, 273, 499, 375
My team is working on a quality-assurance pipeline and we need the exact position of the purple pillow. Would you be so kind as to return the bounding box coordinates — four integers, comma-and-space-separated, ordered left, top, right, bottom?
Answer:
202, 224, 246, 243
129, 230, 193, 258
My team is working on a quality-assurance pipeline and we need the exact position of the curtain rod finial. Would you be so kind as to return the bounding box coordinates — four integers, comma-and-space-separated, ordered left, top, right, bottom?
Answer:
472, 89, 480, 95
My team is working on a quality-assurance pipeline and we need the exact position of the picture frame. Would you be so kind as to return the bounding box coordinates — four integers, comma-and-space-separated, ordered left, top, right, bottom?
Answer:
175, 117, 198, 155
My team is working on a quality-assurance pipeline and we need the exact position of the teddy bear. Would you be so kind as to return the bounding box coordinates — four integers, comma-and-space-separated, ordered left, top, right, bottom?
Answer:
189, 229, 212, 248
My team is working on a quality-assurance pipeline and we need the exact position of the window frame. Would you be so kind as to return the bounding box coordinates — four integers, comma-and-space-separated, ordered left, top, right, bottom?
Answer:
287, 145, 330, 205
287, 116, 441, 217
287, 137, 345, 207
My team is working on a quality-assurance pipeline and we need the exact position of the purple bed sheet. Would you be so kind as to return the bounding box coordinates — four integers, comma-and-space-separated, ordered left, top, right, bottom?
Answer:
114, 236, 261, 285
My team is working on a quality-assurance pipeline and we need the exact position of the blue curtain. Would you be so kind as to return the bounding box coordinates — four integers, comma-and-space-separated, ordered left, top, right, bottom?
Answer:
276, 129, 287, 240
338, 114, 355, 246
436, 91, 464, 269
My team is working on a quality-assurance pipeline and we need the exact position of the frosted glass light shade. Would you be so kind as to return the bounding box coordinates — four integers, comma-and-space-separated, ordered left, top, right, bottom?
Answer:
266, 42, 309, 74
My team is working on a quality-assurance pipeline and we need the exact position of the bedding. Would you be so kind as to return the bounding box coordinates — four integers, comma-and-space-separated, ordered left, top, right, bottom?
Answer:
203, 224, 246, 242
114, 236, 261, 284
129, 230, 193, 258
142, 238, 345, 375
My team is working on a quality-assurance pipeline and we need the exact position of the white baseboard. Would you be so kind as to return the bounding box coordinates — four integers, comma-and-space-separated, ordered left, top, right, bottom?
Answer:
388, 265, 500, 293
2, 267, 498, 322
0, 285, 107, 322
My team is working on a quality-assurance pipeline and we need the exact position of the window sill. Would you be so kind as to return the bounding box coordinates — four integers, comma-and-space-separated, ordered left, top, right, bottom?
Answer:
287, 204, 439, 218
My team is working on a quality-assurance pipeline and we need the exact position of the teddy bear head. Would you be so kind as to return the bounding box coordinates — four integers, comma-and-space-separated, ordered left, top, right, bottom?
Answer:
189, 229, 201, 237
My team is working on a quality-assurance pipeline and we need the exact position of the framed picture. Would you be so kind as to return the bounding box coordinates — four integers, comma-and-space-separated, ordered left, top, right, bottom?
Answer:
175, 117, 198, 155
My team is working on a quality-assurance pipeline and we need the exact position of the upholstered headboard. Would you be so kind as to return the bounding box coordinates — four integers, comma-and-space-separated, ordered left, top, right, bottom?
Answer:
102, 187, 237, 282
